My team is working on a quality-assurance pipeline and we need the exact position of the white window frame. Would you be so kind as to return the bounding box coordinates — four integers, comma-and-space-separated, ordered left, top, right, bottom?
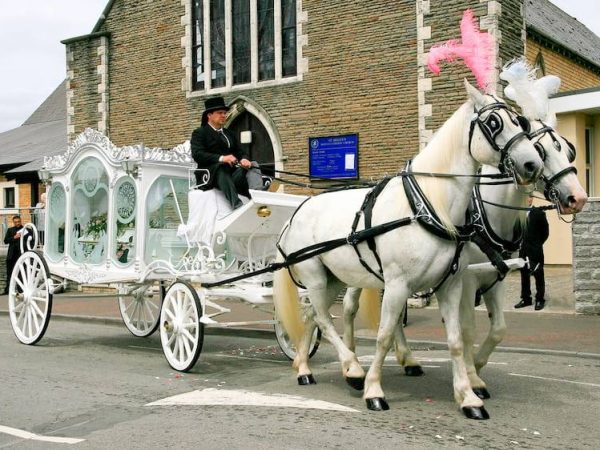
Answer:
184, 0, 306, 97
585, 126, 594, 196
0, 181, 18, 210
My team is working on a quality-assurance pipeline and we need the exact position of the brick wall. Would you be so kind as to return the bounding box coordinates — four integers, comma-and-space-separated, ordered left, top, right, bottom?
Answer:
572, 198, 600, 314
526, 38, 600, 91
68, 0, 420, 180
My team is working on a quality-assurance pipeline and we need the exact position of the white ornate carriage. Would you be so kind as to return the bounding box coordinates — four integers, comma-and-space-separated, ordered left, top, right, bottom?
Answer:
7, 129, 317, 371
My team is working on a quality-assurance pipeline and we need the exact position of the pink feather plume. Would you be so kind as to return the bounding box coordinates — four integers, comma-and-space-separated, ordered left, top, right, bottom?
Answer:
427, 9, 495, 91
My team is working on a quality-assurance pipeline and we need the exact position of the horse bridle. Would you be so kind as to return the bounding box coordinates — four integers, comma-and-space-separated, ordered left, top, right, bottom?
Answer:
468, 98, 531, 176
527, 122, 578, 202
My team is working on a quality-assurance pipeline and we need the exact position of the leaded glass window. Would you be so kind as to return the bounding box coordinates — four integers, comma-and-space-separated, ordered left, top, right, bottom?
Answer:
191, 0, 299, 92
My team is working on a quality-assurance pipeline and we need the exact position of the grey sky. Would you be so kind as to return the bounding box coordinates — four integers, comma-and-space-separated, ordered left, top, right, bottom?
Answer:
0, 0, 599, 134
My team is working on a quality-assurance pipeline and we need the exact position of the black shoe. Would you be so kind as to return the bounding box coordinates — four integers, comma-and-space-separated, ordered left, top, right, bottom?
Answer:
534, 299, 546, 311
514, 299, 532, 309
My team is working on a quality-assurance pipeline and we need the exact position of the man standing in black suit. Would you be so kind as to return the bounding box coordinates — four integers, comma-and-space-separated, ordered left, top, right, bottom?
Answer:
190, 96, 254, 209
3, 215, 24, 295
514, 199, 550, 311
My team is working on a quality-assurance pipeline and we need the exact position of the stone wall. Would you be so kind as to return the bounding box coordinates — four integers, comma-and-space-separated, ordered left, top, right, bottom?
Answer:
572, 198, 600, 314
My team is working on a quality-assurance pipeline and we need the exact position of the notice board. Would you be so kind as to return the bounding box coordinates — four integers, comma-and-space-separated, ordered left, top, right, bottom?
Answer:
308, 134, 358, 179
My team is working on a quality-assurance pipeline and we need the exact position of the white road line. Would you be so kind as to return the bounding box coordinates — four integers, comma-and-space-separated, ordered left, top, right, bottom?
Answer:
0, 425, 84, 445
146, 388, 359, 412
509, 373, 600, 388
214, 353, 289, 364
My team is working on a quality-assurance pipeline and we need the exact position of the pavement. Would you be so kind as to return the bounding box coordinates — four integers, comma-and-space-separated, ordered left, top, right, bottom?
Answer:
1, 266, 599, 358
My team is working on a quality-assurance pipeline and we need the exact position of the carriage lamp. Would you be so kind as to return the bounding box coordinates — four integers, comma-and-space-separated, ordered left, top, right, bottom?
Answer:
257, 205, 271, 218
121, 157, 140, 177
38, 167, 51, 184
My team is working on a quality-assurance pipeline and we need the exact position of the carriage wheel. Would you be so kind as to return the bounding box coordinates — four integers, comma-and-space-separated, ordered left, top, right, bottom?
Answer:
274, 320, 321, 361
8, 251, 53, 345
160, 281, 204, 372
119, 282, 165, 337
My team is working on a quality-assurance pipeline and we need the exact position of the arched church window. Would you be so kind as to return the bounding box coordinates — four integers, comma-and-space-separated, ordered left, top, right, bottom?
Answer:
192, 0, 299, 91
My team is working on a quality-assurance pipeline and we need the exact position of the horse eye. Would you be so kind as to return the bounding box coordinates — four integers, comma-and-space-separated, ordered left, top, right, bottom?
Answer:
534, 142, 546, 161
516, 116, 531, 133
565, 139, 577, 163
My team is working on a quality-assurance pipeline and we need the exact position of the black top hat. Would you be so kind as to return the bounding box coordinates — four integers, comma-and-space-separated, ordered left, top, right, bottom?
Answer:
201, 96, 230, 125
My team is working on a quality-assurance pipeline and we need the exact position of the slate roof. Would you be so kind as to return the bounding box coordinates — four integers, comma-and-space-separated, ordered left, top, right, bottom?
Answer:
525, 0, 600, 69
0, 81, 67, 173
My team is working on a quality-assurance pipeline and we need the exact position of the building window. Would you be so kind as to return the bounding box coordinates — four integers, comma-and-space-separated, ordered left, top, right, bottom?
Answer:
4, 187, 15, 208
585, 127, 594, 196
192, 0, 299, 92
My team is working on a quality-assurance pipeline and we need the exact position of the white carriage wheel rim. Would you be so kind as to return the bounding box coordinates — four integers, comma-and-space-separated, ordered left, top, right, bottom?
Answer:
119, 284, 162, 337
8, 253, 51, 344
160, 283, 201, 371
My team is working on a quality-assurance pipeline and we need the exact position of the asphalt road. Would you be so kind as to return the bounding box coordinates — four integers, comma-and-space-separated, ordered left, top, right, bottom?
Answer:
1, 318, 599, 449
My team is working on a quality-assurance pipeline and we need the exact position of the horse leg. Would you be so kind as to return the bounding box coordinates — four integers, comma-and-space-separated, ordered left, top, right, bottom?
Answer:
475, 283, 507, 374
363, 282, 408, 411
342, 287, 361, 352
309, 278, 366, 390
393, 304, 424, 376
294, 303, 321, 385
459, 279, 489, 399
437, 278, 489, 420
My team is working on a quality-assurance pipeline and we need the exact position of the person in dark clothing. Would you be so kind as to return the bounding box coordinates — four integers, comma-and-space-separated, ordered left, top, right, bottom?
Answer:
190, 96, 263, 209
514, 199, 549, 311
3, 215, 24, 295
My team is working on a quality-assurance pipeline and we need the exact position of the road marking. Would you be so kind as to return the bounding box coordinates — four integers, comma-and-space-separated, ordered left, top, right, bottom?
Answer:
214, 353, 289, 364
146, 388, 359, 412
0, 425, 84, 444
509, 373, 600, 388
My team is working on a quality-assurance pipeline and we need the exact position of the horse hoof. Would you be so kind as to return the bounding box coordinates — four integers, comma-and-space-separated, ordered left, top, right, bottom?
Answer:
473, 387, 491, 399
297, 374, 316, 385
404, 366, 424, 377
366, 397, 390, 411
462, 406, 490, 420
345, 376, 365, 391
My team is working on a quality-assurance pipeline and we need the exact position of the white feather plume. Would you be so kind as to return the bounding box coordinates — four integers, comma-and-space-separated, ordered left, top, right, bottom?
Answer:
500, 58, 561, 122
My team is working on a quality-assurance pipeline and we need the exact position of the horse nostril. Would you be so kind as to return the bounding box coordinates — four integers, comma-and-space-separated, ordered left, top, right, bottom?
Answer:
568, 195, 576, 206
524, 161, 538, 175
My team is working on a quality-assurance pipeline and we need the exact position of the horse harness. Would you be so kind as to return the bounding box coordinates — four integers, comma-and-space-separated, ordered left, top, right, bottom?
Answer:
469, 182, 524, 300
468, 97, 532, 176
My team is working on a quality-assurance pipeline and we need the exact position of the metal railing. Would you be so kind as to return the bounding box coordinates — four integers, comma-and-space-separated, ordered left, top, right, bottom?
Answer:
1, 207, 45, 248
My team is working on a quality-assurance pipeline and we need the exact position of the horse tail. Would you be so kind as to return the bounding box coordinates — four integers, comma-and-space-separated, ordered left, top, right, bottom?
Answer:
273, 254, 305, 347
358, 288, 381, 331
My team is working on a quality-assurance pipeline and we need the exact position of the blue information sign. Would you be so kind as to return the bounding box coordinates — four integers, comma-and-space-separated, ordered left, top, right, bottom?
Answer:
308, 134, 358, 179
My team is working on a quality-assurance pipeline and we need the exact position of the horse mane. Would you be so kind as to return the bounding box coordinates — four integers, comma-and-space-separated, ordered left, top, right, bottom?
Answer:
411, 101, 473, 236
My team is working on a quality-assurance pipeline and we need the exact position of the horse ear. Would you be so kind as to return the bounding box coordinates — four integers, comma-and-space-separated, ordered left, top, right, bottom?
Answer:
464, 78, 485, 108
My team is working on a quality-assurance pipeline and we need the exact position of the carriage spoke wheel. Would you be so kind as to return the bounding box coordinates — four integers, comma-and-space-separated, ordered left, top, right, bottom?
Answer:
8, 251, 52, 345
119, 282, 165, 337
160, 281, 204, 372
274, 320, 321, 361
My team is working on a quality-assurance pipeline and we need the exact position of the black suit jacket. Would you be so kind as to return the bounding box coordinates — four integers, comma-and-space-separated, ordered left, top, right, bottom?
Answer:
190, 125, 248, 188
4, 225, 24, 261
519, 207, 549, 264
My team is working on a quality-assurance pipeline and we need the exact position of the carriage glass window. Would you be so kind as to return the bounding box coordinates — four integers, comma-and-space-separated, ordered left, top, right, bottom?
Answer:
113, 178, 137, 266
145, 177, 189, 265
70, 157, 109, 265
46, 183, 66, 262
192, 0, 299, 92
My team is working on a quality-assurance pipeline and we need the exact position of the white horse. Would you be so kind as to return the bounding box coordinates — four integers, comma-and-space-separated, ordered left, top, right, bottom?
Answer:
343, 117, 587, 409
274, 81, 544, 418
